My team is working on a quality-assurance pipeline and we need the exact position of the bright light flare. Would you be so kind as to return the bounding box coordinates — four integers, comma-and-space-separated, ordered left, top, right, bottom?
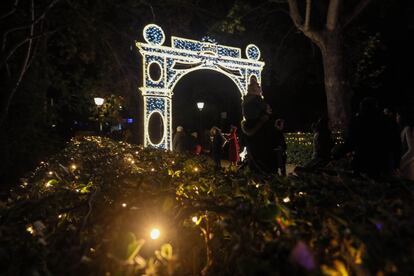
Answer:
94, 97, 104, 106
26, 225, 34, 235
150, 228, 161, 240
283, 196, 290, 203
192, 216, 198, 223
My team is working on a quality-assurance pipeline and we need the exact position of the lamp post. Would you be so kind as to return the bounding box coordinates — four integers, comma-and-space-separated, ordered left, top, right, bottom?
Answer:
94, 97, 104, 132
196, 102, 204, 136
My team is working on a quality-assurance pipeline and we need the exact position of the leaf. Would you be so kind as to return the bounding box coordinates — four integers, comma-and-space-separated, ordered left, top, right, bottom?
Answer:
126, 233, 145, 262
160, 243, 173, 260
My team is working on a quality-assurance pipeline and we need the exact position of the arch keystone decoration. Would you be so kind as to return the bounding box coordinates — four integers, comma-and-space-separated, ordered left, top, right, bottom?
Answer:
136, 24, 265, 150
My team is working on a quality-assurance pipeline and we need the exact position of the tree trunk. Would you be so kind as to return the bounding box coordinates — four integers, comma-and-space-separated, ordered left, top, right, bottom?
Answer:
320, 32, 352, 131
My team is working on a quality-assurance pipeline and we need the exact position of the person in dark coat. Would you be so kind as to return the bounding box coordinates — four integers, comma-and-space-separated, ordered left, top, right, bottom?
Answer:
241, 75, 275, 174
383, 108, 402, 173
172, 126, 188, 153
189, 132, 202, 155
344, 98, 392, 177
273, 119, 287, 176
304, 117, 334, 169
210, 126, 225, 170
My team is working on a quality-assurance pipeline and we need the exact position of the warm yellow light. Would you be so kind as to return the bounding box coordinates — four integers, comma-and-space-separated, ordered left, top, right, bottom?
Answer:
151, 168, 155, 172
194, 167, 199, 172
71, 164, 77, 170
122, 203, 127, 208
192, 216, 198, 223
26, 225, 34, 234
58, 214, 63, 218
48, 171, 53, 175
150, 228, 160, 240
283, 196, 290, 203
94, 97, 104, 106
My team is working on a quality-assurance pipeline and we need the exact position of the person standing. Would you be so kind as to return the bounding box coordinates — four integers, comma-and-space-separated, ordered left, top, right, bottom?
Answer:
173, 126, 188, 153
399, 112, 414, 180
241, 75, 275, 173
225, 125, 240, 167
273, 119, 287, 176
189, 132, 202, 155
344, 98, 389, 176
210, 126, 225, 170
305, 117, 334, 169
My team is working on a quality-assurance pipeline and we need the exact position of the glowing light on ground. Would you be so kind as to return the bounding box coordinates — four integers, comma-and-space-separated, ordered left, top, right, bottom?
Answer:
283, 196, 291, 203
150, 228, 161, 240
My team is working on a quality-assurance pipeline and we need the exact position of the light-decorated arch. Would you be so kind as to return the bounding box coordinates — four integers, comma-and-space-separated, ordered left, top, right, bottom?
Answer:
136, 24, 265, 150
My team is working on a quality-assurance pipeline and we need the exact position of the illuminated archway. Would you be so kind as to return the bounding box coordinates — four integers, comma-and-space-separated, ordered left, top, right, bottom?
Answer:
136, 24, 265, 150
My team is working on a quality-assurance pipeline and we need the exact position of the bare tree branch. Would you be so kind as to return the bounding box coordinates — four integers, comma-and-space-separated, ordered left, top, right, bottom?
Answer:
304, 0, 312, 31
0, 0, 19, 20
3, 30, 57, 64
342, 0, 372, 29
140, 0, 156, 21
287, 0, 304, 29
326, 0, 341, 31
0, 0, 35, 127
2, 0, 61, 51
287, 0, 324, 46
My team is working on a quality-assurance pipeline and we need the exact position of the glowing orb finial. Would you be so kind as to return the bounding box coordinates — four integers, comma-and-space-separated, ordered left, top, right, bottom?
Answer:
246, 44, 261, 60
143, 24, 165, 45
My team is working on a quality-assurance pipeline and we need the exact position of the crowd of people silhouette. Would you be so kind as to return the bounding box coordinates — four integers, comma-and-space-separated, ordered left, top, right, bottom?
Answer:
172, 76, 414, 180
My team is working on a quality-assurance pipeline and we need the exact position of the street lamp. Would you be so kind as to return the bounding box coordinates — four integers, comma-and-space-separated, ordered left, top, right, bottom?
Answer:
196, 102, 204, 135
94, 97, 104, 106
94, 97, 104, 132
196, 102, 204, 111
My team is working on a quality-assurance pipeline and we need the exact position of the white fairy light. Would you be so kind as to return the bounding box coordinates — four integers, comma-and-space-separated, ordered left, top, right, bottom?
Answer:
137, 24, 265, 151
283, 196, 290, 203
240, 147, 248, 162
150, 228, 161, 240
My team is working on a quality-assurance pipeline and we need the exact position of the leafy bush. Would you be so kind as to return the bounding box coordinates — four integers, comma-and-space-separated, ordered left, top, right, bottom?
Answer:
1, 136, 413, 275
285, 132, 314, 166
286, 132, 344, 166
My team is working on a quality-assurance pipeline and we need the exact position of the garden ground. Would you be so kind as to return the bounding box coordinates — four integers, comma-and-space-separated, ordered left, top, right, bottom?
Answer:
1, 136, 413, 275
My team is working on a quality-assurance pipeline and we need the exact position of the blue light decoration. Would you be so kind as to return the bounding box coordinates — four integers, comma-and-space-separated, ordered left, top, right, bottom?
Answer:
143, 24, 165, 45
136, 24, 265, 150
127, 118, 133, 124
201, 36, 217, 44
246, 44, 261, 60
